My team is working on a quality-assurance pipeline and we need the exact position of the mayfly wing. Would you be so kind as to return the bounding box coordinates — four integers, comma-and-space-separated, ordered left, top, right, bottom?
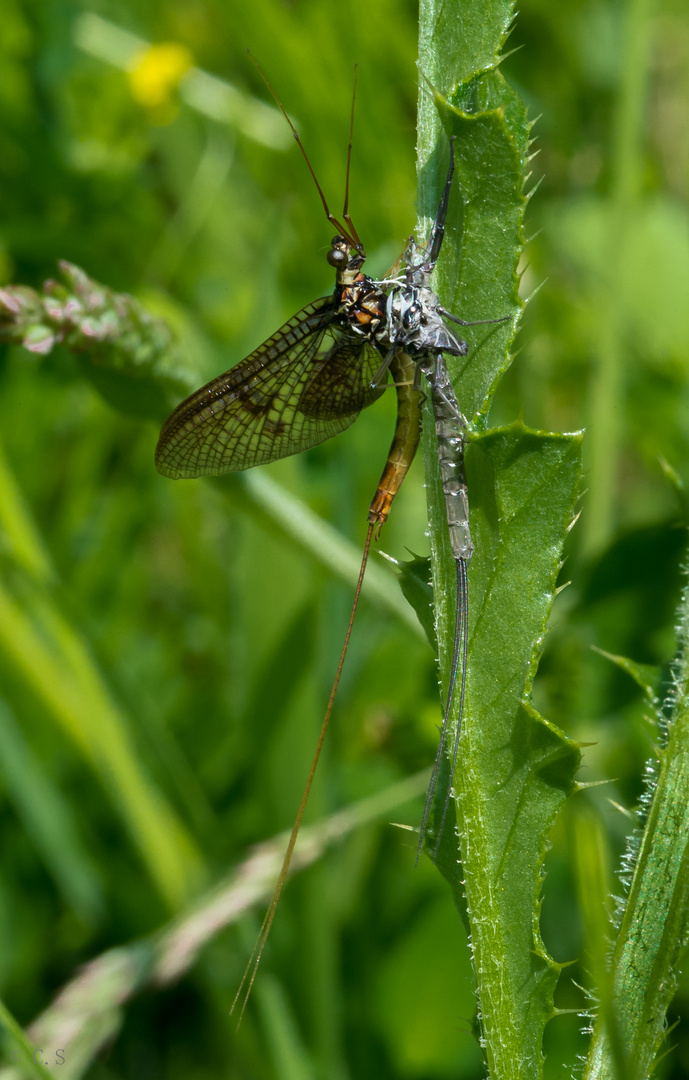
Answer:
155, 298, 386, 479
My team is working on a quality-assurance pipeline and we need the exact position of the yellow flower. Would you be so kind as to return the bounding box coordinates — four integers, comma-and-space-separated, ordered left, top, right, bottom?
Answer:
127, 42, 193, 115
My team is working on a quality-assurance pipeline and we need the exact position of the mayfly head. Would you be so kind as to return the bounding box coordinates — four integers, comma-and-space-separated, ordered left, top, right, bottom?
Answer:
327, 234, 366, 284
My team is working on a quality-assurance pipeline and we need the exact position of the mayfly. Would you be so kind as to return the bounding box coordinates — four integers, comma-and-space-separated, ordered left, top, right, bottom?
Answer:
155, 63, 509, 1019
155, 66, 424, 1020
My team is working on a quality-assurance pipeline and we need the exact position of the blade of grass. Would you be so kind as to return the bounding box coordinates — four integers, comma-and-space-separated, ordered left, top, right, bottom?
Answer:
0, 441, 205, 908
0, 999, 58, 1080
582, 0, 654, 556
582, 569, 689, 1079
0, 771, 428, 1080
0, 698, 103, 919
0, 575, 204, 910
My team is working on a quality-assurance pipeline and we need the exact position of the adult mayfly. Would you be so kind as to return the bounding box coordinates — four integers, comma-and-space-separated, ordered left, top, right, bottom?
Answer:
155, 67, 424, 1019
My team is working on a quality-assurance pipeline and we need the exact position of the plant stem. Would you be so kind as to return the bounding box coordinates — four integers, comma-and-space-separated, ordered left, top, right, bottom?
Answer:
582, 0, 654, 556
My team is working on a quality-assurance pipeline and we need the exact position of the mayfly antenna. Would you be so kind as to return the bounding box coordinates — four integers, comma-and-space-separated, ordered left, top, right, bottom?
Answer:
341, 64, 363, 251
248, 50, 364, 255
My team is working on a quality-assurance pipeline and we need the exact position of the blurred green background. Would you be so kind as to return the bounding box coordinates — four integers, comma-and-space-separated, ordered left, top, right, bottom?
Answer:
0, 0, 688, 1077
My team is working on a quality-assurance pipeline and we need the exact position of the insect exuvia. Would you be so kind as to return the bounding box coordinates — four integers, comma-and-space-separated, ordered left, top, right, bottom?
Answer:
155, 65, 509, 1018
372, 139, 510, 859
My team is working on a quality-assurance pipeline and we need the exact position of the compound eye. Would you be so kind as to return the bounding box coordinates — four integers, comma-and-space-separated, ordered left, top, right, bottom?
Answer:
402, 302, 421, 329
327, 247, 347, 267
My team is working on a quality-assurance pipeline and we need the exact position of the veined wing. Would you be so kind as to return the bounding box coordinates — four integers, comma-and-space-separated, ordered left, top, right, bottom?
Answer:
155, 297, 386, 479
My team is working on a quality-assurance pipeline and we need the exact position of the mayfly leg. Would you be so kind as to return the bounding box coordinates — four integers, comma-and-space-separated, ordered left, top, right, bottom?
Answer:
423, 137, 456, 269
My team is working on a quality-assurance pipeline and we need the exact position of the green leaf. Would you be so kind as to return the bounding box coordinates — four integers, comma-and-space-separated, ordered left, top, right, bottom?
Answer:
449, 427, 581, 1076
594, 647, 661, 704
392, 554, 436, 651
582, 572, 689, 1080
418, 0, 517, 94
417, 5, 584, 1076
436, 67, 530, 424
